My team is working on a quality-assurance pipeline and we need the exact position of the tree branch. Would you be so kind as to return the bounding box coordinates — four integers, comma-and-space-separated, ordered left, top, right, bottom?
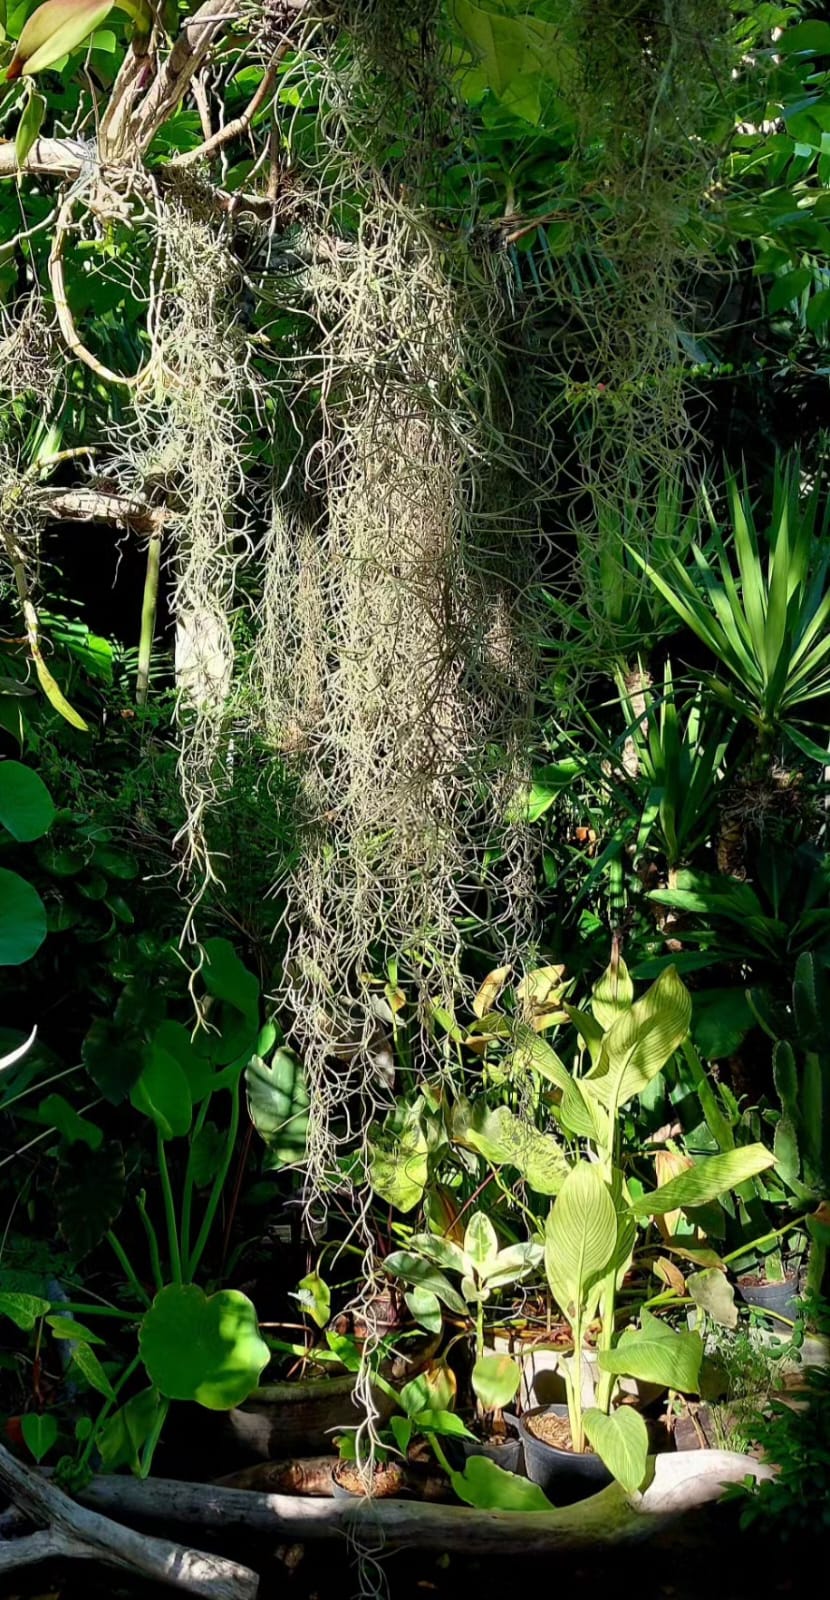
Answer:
0, 1443, 258, 1600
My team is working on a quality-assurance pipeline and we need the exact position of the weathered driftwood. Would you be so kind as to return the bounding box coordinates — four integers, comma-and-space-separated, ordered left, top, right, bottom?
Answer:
0, 1443, 258, 1599
79, 1451, 773, 1555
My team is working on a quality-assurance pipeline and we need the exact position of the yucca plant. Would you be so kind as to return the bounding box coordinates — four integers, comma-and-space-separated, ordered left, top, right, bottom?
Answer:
630, 460, 830, 764
615, 660, 735, 869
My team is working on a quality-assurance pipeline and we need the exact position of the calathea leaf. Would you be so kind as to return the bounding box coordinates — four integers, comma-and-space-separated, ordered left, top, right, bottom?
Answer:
544, 1163, 617, 1323
598, 1309, 702, 1394
630, 1144, 775, 1216
591, 956, 634, 1031
593, 966, 692, 1108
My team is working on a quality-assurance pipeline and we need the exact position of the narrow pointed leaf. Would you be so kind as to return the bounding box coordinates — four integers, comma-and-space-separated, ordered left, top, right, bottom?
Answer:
7, 0, 115, 78
630, 1143, 774, 1216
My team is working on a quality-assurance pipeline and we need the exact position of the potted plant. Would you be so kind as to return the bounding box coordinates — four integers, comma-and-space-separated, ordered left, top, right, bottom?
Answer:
383, 1210, 542, 1468
510, 958, 775, 1501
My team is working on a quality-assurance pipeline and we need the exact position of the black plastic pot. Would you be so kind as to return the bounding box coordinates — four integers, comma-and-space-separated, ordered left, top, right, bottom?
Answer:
737, 1274, 800, 1322
519, 1404, 612, 1506
445, 1410, 523, 1474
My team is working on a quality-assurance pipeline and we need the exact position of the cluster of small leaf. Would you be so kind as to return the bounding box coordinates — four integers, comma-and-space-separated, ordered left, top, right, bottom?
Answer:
732, 1295, 830, 1536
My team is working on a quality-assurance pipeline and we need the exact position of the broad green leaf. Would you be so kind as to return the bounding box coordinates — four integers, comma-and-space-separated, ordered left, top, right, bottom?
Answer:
294, 1271, 330, 1330
510, 1027, 572, 1092
591, 957, 634, 1031
0, 1290, 49, 1330
597, 966, 692, 1108
544, 1163, 617, 1323
82, 1018, 145, 1103
404, 1287, 442, 1334
599, 1310, 702, 1394
368, 1116, 429, 1213
201, 937, 259, 1023
485, 1240, 544, 1288
631, 1144, 775, 1216
390, 1414, 413, 1454
383, 1251, 468, 1316
190, 1120, 226, 1187
71, 1341, 116, 1401
139, 1285, 269, 1409
246, 1049, 309, 1167
449, 1453, 553, 1511
412, 1408, 475, 1439
456, 1101, 570, 1195
97, 1386, 160, 1473
464, 1212, 499, 1277
0, 760, 54, 840
471, 1353, 521, 1411
583, 1405, 648, 1493
152, 1020, 213, 1103
687, 1268, 738, 1330
7, 0, 115, 78
406, 1232, 469, 1276
0, 866, 47, 965
21, 1412, 57, 1463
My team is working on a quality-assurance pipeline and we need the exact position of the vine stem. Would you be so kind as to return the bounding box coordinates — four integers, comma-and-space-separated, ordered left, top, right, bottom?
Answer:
186, 1076, 241, 1281
106, 1233, 151, 1309
136, 1193, 164, 1293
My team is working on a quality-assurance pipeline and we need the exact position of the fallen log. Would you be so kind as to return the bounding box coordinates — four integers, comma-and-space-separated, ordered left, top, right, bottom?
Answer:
0, 1443, 258, 1599
79, 1451, 773, 1555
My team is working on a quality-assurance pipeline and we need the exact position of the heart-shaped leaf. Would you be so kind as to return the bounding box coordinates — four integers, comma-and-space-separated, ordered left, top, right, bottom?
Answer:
0, 1291, 50, 1330
97, 1386, 160, 1472
21, 1412, 57, 1463
583, 1405, 648, 1493
400, 1361, 456, 1417
56, 1142, 125, 1258
139, 1284, 269, 1410
0, 760, 54, 841
0, 866, 47, 966
449, 1454, 553, 1511
130, 1046, 192, 1140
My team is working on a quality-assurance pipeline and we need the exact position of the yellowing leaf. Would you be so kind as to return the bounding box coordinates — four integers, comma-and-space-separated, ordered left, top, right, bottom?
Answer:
34, 654, 88, 731
654, 1255, 686, 1295
517, 964, 568, 1030
472, 965, 511, 1019
653, 1150, 694, 1240
7, 0, 115, 79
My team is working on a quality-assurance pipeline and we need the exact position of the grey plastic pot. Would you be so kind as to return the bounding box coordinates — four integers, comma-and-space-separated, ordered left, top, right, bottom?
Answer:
737, 1274, 800, 1322
518, 1404, 612, 1506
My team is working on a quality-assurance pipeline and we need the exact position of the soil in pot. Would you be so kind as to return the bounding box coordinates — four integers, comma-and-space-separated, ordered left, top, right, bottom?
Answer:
331, 1459, 408, 1499
737, 1274, 800, 1322
519, 1404, 612, 1506
444, 1412, 523, 1474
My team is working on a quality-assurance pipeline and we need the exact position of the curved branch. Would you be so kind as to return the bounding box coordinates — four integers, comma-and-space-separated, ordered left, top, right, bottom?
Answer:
171, 56, 279, 168
48, 195, 147, 388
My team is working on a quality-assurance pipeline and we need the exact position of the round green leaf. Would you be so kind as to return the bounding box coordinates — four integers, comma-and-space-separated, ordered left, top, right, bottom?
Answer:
0, 760, 55, 841
139, 1285, 270, 1410
0, 867, 47, 965
583, 1405, 649, 1493
472, 1353, 521, 1411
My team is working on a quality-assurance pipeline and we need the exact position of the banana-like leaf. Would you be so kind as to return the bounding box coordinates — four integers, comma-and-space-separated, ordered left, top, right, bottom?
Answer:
630, 1143, 775, 1216
544, 1163, 617, 1324
583, 1405, 649, 1493
7, 0, 115, 78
